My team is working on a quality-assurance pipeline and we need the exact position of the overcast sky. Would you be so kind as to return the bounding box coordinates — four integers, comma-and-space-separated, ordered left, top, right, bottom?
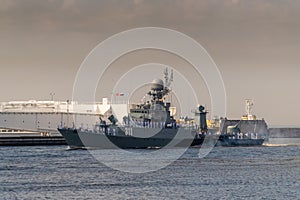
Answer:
0, 0, 300, 126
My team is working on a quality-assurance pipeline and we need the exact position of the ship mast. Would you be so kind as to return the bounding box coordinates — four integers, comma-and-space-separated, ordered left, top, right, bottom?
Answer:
245, 99, 256, 120
164, 67, 173, 89
245, 99, 253, 116
163, 67, 173, 98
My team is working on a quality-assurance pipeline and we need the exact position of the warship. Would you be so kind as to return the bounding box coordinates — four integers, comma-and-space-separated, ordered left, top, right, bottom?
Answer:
58, 69, 212, 149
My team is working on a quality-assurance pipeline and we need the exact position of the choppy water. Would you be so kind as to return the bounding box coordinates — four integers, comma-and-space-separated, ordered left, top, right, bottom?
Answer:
1, 142, 300, 199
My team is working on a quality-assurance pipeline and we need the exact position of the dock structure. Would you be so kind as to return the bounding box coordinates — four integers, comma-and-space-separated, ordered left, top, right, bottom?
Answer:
0, 99, 127, 145
0, 135, 67, 146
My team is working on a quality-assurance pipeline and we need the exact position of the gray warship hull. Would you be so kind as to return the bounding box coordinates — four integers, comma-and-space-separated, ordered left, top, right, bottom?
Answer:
58, 127, 206, 149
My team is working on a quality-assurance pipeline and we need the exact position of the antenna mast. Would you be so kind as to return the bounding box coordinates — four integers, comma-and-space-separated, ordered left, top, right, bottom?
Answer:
245, 99, 254, 116
164, 67, 173, 88
164, 67, 168, 87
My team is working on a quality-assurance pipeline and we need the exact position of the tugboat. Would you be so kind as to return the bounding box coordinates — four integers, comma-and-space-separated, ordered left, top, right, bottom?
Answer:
58, 68, 210, 149
217, 99, 268, 147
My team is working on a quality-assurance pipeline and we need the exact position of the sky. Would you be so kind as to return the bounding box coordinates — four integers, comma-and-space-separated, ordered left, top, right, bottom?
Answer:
0, 0, 300, 127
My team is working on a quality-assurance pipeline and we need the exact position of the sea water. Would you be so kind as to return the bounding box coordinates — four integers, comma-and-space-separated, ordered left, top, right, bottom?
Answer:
1, 143, 300, 199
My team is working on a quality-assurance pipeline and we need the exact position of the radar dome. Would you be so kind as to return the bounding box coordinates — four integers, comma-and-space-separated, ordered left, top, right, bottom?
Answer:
151, 78, 164, 91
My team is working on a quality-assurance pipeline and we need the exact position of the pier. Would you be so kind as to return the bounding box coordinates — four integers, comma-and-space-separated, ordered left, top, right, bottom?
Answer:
0, 135, 66, 146
0, 100, 127, 146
